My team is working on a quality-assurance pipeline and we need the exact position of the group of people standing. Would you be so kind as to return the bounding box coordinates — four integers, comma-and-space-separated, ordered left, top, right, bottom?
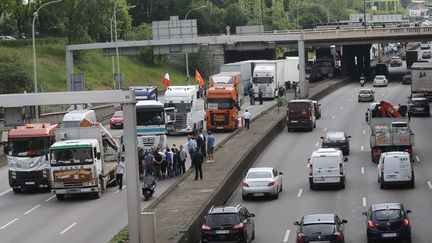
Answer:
187, 130, 215, 180
248, 87, 263, 106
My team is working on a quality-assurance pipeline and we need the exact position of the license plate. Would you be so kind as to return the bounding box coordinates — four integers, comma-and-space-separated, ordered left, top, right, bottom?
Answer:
386, 175, 397, 179
215, 230, 229, 234
25, 181, 35, 185
290, 120, 298, 123
254, 193, 265, 196
314, 177, 325, 182
217, 126, 223, 129
415, 108, 424, 111
116, 123, 122, 125
382, 233, 397, 238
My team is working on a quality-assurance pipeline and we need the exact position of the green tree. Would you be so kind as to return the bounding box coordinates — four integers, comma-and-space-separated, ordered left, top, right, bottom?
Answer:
0, 50, 32, 94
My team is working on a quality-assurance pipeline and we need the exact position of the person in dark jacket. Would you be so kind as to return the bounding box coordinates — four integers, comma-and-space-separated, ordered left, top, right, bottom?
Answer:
192, 147, 203, 180
258, 89, 263, 105
249, 87, 255, 105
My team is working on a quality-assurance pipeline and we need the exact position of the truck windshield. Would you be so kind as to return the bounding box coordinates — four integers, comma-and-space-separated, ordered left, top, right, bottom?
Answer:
252, 77, 273, 84
61, 121, 80, 128
50, 148, 93, 166
207, 98, 234, 110
9, 137, 48, 157
165, 103, 191, 113
137, 108, 165, 126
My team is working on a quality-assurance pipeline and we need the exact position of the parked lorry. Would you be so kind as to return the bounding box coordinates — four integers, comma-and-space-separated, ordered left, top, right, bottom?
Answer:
315, 48, 335, 78
406, 50, 418, 69
164, 86, 205, 134
411, 62, 432, 100
136, 100, 168, 148
206, 86, 240, 131
7, 123, 58, 193
252, 60, 288, 99
285, 57, 300, 84
368, 101, 414, 162
209, 72, 244, 108
50, 122, 120, 200
220, 61, 253, 95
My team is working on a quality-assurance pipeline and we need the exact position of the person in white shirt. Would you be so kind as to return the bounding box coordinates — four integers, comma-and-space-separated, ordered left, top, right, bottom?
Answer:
243, 109, 251, 129
116, 160, 125, 190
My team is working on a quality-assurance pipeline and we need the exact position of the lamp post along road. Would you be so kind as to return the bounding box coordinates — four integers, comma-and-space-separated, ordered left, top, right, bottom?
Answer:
184, 5, 207, 85
113, 0, 121, 89
32, 0, 62, 122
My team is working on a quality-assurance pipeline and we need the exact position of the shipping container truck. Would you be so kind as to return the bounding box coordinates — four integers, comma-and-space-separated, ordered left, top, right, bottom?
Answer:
411, 62, 432, 100
220, 61, 253, 95
252, 60, 288, 99
406, 50, 418, 69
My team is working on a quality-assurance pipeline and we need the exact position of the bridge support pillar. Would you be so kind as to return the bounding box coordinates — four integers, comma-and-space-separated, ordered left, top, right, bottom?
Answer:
298, 37, 308, 98
66, 50, 74, 91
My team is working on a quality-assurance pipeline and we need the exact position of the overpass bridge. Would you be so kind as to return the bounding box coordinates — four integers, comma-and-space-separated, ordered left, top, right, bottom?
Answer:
66, 26, 432, 97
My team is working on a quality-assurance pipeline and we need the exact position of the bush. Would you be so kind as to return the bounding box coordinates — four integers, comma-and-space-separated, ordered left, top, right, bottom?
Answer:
0, 49, 32, 93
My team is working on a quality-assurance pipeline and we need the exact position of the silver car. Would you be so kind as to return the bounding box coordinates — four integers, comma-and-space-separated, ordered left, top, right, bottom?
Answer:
242, 167, 283, 200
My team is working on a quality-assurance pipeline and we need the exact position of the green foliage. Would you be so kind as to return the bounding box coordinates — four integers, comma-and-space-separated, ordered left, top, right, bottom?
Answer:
0, 49, 32, 94
189, 47, 211, 79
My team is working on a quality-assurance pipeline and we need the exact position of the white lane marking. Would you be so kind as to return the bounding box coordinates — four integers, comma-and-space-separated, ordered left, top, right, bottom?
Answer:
297, 189, 303, 198
45, 195, 56, 202
361, 146, 364, 151
332, 115, 336, 119
283, 229, 291, 242
416, 156, 420, 162
428, 181, 432, 190
315, 142, 319, 147
59, 222, 77, 235
24, 204, 40, 215
0, 188, 12, 197
0, 218, 19, 230
363, 130, 366, 135
361, 167, 365, 174
114, 185, 127, 194
340, 106, 344, 109
323, 127, 327, 132
362, 197, 367, 207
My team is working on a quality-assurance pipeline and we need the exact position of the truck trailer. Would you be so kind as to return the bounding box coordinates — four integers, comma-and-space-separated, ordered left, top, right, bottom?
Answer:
252, 60, 288, 99
411, 62, 432, 100
220, 61, 253, 95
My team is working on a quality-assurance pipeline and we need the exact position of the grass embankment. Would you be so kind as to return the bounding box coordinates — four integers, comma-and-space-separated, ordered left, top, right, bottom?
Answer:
0, 38, 189, 92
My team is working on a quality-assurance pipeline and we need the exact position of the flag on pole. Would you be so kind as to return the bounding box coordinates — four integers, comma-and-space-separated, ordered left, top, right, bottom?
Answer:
195, 69, 205, 88
162, 72, 170, 87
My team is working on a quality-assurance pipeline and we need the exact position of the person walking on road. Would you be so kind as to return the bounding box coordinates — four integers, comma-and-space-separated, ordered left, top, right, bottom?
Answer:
179, 144, 187, 174
207, 131, 215, 162
258, 89, 263, 105
115, 160, 125, 190
192, 147, 204, 180
243, 109, 251, 130
249, 87, 255, 105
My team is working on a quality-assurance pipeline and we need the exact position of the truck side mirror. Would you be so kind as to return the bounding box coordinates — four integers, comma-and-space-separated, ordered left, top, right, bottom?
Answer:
96, 152, 101, 160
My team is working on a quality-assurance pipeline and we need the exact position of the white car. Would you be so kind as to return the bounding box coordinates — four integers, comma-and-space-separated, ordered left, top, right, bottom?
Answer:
242, 167, 283, 200
373, 75, 388, 87
377, 152, 414, 189
308, 148, 347, 190
0, 35, 16, 41
420, 42, 430, 49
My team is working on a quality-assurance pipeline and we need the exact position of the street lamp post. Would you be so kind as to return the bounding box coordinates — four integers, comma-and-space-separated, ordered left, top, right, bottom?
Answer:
32, 0, 62, 123
111, 5, 135, 89
184, 5, 207, 85
364, 0, 367, 30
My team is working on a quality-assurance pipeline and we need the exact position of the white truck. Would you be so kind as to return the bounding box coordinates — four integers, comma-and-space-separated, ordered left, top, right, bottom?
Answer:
220, 61, 253, 95
285, 57, 299, 84
136, 100, 168, 149
50, 124, 120, 200
164, 86, 205, 134
252, 59, 288, 99
411, 62, 432, 101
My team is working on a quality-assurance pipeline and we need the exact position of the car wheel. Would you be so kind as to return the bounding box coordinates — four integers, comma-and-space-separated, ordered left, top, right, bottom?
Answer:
380, 182, 385, 189
406, 236, 412, 243
273, 192, 279, 200
12, 188, 21, 193
242, 194, 248, 201
367, 238, 373, 243
309, 182, 315, 190
340, 182, 345, 189
279, 183, 283, 192
252, 229, 255, 240
410, 181, 415, 189
56, 194, 65, 200
287, 127, 291, 132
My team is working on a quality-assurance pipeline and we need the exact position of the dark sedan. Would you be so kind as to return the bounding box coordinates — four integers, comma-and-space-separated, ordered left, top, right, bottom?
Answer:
362, 203, 411, 243
402, 74, 411, 85
408, 97, 430, 117
321, 132, 351, 155
294, 213, 347, 243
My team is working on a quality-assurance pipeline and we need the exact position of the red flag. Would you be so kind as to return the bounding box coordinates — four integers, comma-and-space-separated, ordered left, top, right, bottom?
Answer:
162, 72, 170, 87
195, 69, 205, 88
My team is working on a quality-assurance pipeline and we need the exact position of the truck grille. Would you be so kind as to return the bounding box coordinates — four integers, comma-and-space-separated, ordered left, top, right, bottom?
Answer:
63, 182, 85, 188
15, 171, 43, 179
175, 113, 187, 129
139, 136, 155, 147
210, 112, 229, 125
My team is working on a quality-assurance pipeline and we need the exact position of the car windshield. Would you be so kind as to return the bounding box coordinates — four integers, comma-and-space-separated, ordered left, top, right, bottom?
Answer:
360, 90, 372, 95
9, 137, 49, 157
113, 111, 123, 117
206, 213, 240, 227
325, 132, 345, 141
373, 210, 402, 221
50, 147, 93, 166
247, 171, 272, 179
301, 224, 335, 235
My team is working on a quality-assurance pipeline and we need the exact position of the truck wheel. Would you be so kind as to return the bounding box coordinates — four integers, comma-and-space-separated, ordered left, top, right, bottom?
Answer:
12, 188, 21, 193
56, 194, 65, 200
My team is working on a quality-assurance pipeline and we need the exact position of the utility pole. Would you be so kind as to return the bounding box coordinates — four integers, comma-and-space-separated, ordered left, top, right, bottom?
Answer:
364, 0, 367, 30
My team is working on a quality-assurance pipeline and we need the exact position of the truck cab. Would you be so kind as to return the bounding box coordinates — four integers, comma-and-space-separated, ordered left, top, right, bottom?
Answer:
7, 123, 58, 193
206, 87, 239, 131
209, 72, 244, 108
136, 100, 167, 148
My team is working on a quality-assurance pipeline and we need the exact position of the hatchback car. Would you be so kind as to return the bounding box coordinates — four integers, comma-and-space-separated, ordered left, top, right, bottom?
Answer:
110, 110, 124, 129
362, 203, 412, 243
321, 132, 351, 155
373, 75, 388, 87
242, 167, 283, 200
294, 213, 348, 243
422, 50, 432, 59
408, 97, 430, 117
201, 205, 255, 243
402, 74, 411, 85
389, 56, 402, 67
358, 89, 375, 102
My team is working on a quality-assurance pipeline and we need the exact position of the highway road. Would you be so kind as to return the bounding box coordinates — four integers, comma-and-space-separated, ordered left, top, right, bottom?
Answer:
225, 63, 432, 242
0, 96, 276, 243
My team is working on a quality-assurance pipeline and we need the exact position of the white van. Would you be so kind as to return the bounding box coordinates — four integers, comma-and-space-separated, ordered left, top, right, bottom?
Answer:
377, 152, 414, 189
308, 148, 347, 190
61, 110, 97, 128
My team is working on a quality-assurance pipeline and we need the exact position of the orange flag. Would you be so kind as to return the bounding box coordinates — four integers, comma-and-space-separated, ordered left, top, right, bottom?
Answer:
195, 69, 205, 88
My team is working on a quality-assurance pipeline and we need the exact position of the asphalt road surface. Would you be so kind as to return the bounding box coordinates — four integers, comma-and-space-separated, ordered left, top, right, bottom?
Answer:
0, 96, 276, 243
226, 64, 432, 242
